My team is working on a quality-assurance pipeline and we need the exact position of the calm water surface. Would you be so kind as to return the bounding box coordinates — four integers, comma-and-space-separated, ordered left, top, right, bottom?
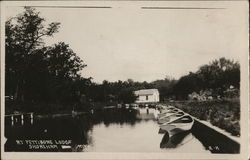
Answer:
4, 108, 211, 153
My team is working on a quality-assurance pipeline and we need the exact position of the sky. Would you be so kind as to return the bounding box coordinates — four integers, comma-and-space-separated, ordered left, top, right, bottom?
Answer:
4, 1, 248, 83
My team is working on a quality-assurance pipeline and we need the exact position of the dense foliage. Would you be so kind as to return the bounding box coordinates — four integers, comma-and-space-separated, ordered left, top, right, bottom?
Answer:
89, 57, 240, 103
169, 100, 240, 136
5, 7, 89, 111
173, 58, 240, 99
5, 7, 240, 114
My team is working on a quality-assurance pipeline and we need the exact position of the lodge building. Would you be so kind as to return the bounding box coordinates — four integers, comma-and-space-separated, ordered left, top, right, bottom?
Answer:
134, 89, 159, 103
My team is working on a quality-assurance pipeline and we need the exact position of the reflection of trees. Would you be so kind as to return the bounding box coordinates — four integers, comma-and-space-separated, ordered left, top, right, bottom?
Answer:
160, 131, 190, 149
5, 115, 94, 152
91, 108, 138, 127
5, 109, 140, 151
69, 115, 93, 145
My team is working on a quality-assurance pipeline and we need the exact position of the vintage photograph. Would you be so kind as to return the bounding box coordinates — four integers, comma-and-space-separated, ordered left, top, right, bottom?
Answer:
1, 0, 249, 159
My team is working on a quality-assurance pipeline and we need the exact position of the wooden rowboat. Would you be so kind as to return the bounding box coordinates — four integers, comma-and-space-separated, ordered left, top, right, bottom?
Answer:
158, 112, 185, 124
158, 108, 181, 118
159, 115, 194, 136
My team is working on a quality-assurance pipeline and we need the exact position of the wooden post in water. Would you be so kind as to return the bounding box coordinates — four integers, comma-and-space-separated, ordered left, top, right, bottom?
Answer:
146, 106, 149, 114
30, 113, 34, 124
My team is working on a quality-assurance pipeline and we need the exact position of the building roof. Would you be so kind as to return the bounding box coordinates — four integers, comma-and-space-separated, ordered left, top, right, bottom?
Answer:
134, 89, 159, 96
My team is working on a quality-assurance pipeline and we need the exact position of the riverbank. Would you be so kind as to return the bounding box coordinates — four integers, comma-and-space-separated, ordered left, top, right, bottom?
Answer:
166, 99, 240, 136
5, 99, 241, 137
5, 107, 239, 153
5, 100, 118, 115
4, 100, 129, 120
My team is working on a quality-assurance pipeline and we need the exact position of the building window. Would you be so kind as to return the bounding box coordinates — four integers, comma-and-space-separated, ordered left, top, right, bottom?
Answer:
146, 95, 148, 100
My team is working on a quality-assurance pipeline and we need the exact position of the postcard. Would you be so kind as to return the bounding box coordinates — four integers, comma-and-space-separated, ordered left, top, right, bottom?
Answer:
1, 0, 249, 159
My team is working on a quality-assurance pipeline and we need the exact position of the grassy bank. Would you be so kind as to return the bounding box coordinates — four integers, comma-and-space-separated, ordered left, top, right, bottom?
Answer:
167, 99, 240, 136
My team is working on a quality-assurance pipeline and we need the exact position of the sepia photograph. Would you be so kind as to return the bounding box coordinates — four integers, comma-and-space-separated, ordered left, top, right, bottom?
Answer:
0, 0, 249, 159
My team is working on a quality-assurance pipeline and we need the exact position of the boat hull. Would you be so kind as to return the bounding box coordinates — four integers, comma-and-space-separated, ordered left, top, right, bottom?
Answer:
158, 113, 185, 124
157, 110, 178, 118
159, 116, 194, 136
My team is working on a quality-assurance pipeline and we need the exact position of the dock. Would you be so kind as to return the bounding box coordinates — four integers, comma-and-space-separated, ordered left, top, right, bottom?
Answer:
5, 112, 34, 126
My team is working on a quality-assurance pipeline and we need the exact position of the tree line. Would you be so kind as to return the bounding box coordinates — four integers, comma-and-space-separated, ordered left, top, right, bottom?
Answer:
5, 7, 90, 105
85, 57, 240, 103
5, 7, 240, 113
172, 58, 240, 100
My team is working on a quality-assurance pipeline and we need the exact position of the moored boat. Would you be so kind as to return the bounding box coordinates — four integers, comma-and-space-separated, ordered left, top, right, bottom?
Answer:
157, 110, 177, 119
158, 111, 185, 124
158, 108, 181, 118
159, 115, 194, 136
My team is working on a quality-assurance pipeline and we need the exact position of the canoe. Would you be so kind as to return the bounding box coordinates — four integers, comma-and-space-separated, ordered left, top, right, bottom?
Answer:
159, 115, 194, 136
167, 107, 179, 111
158, 112, 185, 124
158, 108, 181, 118
157, 110, 177, 119
160, 131, 191, 148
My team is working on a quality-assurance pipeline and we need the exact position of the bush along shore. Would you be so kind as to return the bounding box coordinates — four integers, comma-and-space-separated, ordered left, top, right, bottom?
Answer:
167, 99, 240, 136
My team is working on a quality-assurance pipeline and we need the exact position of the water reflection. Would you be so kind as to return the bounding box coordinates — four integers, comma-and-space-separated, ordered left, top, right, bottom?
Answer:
4, 108, 213, 153
5, 108, 140, 152
91, 108, 139, 127
5, 115, 93, 152
160, 131, 191, 149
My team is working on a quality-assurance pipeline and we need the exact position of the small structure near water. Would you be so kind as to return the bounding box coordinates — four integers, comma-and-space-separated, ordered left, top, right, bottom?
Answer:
134, 89, 159, 104
5, 112, 34, 126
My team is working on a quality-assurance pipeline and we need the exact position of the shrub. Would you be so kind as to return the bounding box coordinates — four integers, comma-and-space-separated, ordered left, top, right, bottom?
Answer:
169, 99, 240, 136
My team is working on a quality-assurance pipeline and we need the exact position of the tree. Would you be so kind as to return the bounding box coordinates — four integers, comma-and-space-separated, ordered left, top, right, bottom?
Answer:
5, 7, 60, 101
45, 42, 86, 79
172, 57, 240, 99
197, 57, 240, 91
152, 76, 177, 101
22, 48, 50, 102
38, 42, 87, 104
118, 88, 137, 104
173, 72, 201, 99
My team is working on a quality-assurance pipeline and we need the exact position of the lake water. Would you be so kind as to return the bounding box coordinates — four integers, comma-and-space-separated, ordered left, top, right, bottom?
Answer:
4, 108, 230, 153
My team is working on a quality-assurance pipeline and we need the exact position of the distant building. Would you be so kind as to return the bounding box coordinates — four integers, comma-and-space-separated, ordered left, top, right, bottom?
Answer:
134, 89, 159, 103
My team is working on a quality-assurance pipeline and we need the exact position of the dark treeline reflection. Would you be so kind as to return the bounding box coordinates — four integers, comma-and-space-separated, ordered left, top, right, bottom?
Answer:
5, 108, 139, 152
5, 115, 93, 152
91, 108, 139, 127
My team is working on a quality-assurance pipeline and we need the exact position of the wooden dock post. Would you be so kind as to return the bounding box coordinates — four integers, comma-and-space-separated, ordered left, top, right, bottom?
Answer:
6, 113, 35, 126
